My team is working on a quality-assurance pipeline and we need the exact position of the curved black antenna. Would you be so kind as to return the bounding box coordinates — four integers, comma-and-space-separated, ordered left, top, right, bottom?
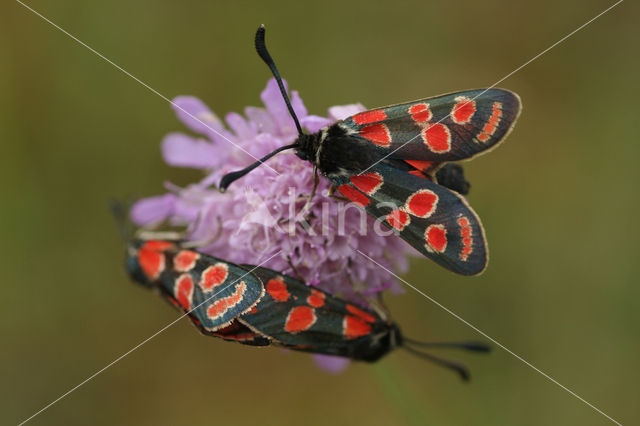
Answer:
219, 25, 306, 191
403, 339, 491, 353
109, 198, 132, 241
402, 346, 471, 382
255, 24, 304, 136
219, 142, 298, 191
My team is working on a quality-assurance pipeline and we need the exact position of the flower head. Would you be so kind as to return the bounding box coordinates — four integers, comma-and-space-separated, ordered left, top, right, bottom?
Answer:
131, 79, 412, 365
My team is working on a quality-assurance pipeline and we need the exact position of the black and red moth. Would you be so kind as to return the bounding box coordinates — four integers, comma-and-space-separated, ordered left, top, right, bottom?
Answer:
220, 26, 522, 276
127, 239, 489, 379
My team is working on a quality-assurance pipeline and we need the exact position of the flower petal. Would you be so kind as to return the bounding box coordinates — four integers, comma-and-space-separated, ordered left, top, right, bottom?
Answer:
261, 78, 307, 135
245, 106, 277, 135
328, 103, 366, 121
301, 115, 332, 133
171, 96, 223, 135
130, 193, 177, 225
312, 354, 350, 374
161, 133, 219, 169
225, 112, 256, 140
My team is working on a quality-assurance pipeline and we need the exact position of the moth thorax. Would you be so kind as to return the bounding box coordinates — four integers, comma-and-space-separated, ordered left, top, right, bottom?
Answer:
319, 128, 380, 176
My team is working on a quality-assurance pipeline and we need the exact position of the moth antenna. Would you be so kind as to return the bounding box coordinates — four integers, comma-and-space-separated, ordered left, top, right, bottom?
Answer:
255, 24, 304, 136
402, 339, 491, 353
220, 26, 303, 191
109, 199, 133, 241
402, 346, 471, 382
219, 142, 299, 191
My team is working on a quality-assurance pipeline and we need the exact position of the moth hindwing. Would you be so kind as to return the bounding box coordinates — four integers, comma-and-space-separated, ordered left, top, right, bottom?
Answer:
237, 265, 397, 361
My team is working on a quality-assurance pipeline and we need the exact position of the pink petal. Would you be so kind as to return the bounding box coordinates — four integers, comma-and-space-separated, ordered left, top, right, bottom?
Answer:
245, 106, 277, 135
328, 103, 366, 121
261, 78, 307, 135
171, 96, 223, 136
312, 354, 350, 374
161, 133, 219, 169
225, 112, 256, 139
130, 194, 176, 225
301, 115, 332, 133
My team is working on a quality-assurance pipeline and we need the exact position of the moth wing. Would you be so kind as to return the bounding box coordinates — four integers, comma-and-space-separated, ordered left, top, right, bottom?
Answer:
203, 320, 270, 346
129, 241, 265, 332
238, 266, 389, 359
332, 163, 488, 275
341, 88, 521, 162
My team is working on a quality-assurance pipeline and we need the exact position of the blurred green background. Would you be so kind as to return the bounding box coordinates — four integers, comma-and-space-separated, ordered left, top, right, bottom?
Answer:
2, 1, 638, 425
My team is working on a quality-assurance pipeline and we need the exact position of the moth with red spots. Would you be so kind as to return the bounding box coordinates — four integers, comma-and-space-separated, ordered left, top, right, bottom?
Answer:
220, 26, 522, 275
126, 239, 490, 379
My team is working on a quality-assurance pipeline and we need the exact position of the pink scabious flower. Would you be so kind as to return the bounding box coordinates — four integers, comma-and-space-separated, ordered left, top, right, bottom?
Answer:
131, 78, 412, 368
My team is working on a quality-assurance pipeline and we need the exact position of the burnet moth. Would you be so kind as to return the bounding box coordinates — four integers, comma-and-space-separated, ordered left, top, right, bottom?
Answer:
220, 26, 522, 276
126, 238, 490, 380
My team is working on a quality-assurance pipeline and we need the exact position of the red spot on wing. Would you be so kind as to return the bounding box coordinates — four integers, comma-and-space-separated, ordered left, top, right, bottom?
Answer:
175, 274, 194, 310
138, 240, 175, 280
350, 172, 383, 196
457, 216, 473, 261
405, 160, 434, 171
451, 96, 476, 124
307, 289, 326, 308
207, 281, 247, 320
142, 240, 175, 251
360, 123, 391, 147
408, 103, 432, 122
174, 250, 200, 272
352, 110, 387, 124
405, 190, 438, 218
284, 306, 316, 333
421, 123, 451, 153
266, 277, 290, 302
337, 184, 370, 207
343, 315, 372, 339
138, 249, 165, 280
386, 209, 410, 231
425, 224, 447, 253
346, 304, 376, 323
248, 306, 258, 314
199, 263, 229, 292
477, 102, 502, 143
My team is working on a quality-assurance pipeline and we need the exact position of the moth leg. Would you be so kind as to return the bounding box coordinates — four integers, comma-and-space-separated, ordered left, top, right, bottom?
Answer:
135, 229, 184, 241
310, 165, 320, 201
373, 293, 392, 322
299, 166, 321, 218
328, 184, 350, 203
286, 255, 305, 282
180, 217, 224, 248
344, 265, 390, 321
